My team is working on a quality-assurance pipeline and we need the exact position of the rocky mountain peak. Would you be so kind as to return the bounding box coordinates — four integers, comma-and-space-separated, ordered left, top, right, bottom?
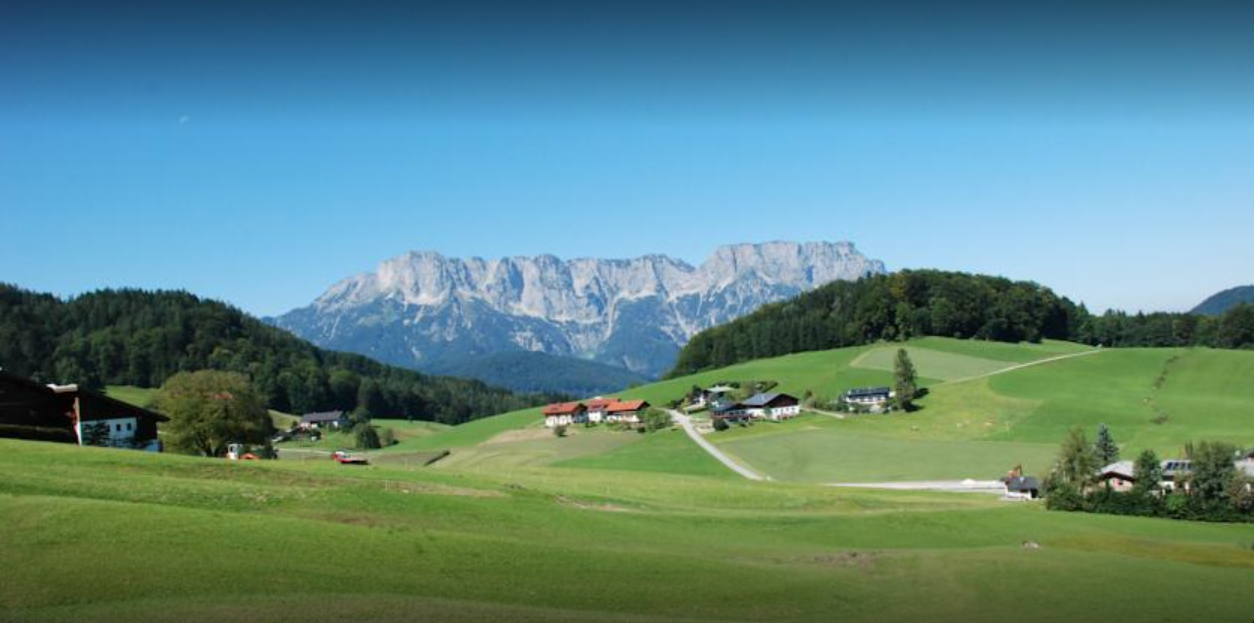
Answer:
274, 241, 885, 378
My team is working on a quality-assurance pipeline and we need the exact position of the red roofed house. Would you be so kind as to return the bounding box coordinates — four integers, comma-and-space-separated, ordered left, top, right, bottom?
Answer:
584, 398, 620, 424
605, 399, 650, 424
543, 402, 588, 428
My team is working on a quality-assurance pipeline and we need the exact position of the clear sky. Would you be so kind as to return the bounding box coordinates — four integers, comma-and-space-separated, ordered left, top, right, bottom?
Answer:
3, 1, 1252, 317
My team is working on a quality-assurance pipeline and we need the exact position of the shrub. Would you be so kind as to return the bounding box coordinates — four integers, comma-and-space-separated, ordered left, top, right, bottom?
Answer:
553, 424, 568, 438
643, 408, 672, 432
355, 425, 381, 450
712, 418, 730, 432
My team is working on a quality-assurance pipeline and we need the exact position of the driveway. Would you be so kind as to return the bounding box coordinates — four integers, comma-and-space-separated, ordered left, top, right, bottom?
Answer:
668, 409, 770, 481
828, 480, 1006, 494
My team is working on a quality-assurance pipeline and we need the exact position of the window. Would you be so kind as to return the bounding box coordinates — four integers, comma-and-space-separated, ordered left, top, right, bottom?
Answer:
115, 423, 122, 432
126, 422, 133, 431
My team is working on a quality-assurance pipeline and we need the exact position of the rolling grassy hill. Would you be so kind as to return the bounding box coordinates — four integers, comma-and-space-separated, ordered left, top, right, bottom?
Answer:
2, 438, 1253, 623
384, 338, 1254, 485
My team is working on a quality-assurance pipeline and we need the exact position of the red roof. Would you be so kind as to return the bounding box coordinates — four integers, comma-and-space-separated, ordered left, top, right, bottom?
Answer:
606, 399, 648, 413
542, 402, 586, 416
585, 398, 620, 409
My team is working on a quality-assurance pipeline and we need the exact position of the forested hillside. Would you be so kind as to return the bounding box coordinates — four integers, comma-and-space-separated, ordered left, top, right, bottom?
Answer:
425, 351, 648, 396
670, 270, 1254, 376
1192, 285, 1254, 316
0, 284, 560, 424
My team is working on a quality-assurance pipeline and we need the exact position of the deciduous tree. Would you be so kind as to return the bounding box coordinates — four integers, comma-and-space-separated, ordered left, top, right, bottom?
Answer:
154, 370, 273, 457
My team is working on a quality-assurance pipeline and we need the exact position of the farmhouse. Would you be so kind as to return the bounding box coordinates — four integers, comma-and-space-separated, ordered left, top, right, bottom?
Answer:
1003, 476, 1040, 500
543, 402, 588, 428
605, 399, 649, 424
691, 385, 735, 408
1097, 461, 1137, 492
842, 387, 894, 412
585, 398, 620, 423
541, 399, 650, 427
712, 393, 800, 422
299, 410, 348, 430
0, 370, 167, 451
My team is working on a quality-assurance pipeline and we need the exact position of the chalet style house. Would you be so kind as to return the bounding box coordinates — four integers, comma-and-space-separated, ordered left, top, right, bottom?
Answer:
842, 387, 894, 412
605, 399, 648, 423
712, 393, 801, 422
691, 385, 735, 408
299, 410, 349, 430
543, 402, 589, 427
543, 398, 650, 428
0, 370, 167, 451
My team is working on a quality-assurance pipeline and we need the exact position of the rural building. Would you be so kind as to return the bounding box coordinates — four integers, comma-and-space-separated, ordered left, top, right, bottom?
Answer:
842, 387, 893, 412
691, 385, 735, 408
585, 398, 620, 423
0, 370, 167, 451
1097, 461, 1137, 492
712, 393, 800, 422
1160, 459, 1192, 492
605, 399, 649, 424
543, 402, 588, 428
1003, 476, 1040, 500
299, 411, 349, 430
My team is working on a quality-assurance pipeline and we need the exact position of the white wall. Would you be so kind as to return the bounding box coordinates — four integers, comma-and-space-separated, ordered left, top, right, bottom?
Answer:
75, 417, 138, 447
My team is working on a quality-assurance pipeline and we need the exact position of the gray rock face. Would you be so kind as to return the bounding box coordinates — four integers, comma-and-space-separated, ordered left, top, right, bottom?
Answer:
271, 241, 885, 378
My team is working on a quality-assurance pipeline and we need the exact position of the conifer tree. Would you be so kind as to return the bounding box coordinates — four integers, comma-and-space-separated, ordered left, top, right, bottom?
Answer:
1094, 423, 1119, 465
893, 349, 918, 411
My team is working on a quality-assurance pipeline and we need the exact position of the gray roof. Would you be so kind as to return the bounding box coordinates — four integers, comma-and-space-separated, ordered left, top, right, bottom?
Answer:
738, 392, 797, 407
300, 410, 346, 423
1005, 476, 1039, 492
1100, 461, 1135, 478
844, 387, 891, 398
1161, 459, 1192, 475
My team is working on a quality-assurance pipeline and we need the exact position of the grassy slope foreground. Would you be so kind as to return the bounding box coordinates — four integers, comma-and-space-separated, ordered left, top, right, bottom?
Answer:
2, 439, 1254, 623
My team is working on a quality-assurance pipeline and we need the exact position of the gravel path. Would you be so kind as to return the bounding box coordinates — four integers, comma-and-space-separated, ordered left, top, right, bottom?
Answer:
829, 480, 1007, 494
668, 409, 770, 481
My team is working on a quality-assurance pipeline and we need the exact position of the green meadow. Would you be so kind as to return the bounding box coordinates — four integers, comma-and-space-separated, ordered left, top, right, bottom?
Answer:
41, 338, 1251, 622
3, 438, 1254, 623
365, 338, 1254, 487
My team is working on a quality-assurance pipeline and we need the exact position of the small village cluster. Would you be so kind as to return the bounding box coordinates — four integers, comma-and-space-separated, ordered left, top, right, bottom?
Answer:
998, 452, 1254, 501
542, 398, 651, 428
1098, 455, 1254, 493
690, 384, 801, 421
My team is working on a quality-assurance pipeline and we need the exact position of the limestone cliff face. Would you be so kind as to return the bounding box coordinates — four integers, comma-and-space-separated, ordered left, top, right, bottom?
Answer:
271, 241, 886, 378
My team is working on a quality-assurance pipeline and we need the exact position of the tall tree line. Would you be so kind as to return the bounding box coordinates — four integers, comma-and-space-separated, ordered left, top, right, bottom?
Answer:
0, 284, 563, 424
669, 270, 1254, 377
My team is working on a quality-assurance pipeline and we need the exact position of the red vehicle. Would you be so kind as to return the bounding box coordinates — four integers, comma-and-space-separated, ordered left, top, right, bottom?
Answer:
332, 450, 369, 465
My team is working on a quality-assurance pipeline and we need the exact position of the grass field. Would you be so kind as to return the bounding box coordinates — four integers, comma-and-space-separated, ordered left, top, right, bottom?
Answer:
2, 439, 1253, 623
386, 339, 1253, 486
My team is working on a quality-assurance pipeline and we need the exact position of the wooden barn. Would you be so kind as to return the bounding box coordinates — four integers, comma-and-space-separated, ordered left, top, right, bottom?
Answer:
0, 370, 167, 451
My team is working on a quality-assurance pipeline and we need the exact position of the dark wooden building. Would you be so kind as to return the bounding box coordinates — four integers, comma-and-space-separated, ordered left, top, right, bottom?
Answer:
0, 370, 167, 451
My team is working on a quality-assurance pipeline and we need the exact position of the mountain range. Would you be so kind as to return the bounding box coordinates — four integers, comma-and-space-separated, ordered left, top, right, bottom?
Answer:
270, 241, 886, 383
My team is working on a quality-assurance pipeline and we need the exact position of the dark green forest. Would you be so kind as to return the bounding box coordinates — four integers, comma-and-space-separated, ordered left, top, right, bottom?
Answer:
0, 284, 561, 424
669, 270, 1254, 377
425, 350, 648, 397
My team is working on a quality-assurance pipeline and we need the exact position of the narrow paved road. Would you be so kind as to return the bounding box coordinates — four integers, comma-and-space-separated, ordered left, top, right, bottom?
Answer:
667, 410, 770, 481
829, 480, 1006, 494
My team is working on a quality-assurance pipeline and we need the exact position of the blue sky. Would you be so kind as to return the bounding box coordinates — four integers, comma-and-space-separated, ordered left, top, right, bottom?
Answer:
3, 1, 1252, 316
